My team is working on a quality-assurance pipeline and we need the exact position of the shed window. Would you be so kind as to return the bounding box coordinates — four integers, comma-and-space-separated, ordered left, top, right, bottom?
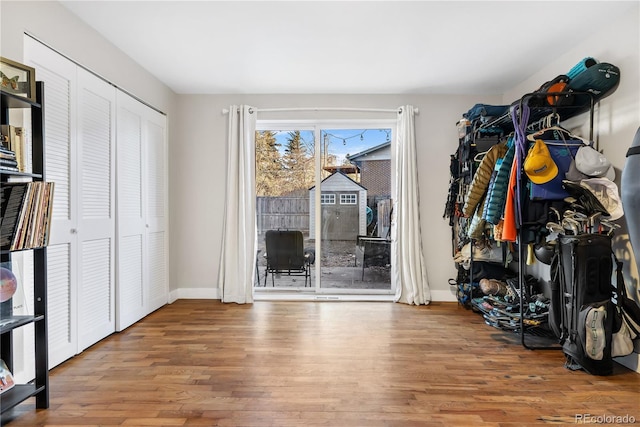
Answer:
340, 194, 357, 205
321, 193, 336, 204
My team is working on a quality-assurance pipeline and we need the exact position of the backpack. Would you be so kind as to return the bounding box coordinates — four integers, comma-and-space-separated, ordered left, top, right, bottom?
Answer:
551, 233, 615, 375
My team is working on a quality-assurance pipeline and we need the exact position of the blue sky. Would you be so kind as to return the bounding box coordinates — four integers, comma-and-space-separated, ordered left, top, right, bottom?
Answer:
273, 128, 391, 164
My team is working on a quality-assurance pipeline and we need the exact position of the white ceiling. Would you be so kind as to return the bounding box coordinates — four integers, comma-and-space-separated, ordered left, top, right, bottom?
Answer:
60, 1, 636, 95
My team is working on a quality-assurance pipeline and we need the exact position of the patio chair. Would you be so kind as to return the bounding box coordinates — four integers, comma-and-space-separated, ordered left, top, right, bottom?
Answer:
263, 230, 312, 287
356, 235, 391, 281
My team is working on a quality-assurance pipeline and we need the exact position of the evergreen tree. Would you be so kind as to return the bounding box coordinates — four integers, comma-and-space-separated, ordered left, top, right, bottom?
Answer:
255, 130, 282, 196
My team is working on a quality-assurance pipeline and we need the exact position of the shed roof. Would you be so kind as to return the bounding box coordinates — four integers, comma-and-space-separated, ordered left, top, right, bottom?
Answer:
308, 171, 367, 191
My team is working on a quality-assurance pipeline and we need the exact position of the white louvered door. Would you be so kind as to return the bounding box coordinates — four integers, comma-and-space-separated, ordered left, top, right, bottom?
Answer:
116, 91, 168, 331
25, 38, 78, 368
25, 38, 117, 367
145, 113, 168, 313
25, 39, 78, 368
76, 69, 116, 350
116, 92, 145, 330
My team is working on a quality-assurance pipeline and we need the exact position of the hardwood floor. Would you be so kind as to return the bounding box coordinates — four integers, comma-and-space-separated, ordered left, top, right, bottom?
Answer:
3, 300, 639, 426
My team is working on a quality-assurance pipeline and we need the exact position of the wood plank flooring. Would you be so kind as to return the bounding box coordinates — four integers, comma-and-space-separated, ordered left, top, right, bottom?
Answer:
3, 300, 639, 426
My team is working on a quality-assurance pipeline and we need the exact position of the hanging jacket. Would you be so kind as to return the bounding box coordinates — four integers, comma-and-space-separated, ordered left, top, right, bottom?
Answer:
462, 141, 508, 218
463, 141, 508, 238
484, 136, 516, 225
501, 157, 519, 242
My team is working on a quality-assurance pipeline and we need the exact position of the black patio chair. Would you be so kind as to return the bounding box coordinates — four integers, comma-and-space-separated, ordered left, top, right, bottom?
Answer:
356, 235, 391, 280
263, 230, 312, 287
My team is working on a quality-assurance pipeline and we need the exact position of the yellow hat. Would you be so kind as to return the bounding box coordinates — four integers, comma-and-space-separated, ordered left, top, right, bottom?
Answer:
524, 140, 558, 184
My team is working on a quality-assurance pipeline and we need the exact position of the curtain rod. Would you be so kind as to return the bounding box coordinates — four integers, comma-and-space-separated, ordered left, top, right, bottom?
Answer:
221, 107, 419, 114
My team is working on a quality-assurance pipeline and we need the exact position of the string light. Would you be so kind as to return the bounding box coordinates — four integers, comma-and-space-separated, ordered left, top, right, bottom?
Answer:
322, 129, 374, 146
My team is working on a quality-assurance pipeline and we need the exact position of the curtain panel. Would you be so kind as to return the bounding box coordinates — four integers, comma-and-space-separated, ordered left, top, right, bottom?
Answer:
393, 105, 431, 305
218, 105, 257, 303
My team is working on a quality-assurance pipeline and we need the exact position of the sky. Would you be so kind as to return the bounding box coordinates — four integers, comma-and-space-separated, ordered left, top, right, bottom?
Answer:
273, 128, 392, 164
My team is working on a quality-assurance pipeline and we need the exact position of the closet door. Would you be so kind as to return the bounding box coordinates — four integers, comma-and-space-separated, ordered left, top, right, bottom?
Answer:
116, 91, 168, 331
115, 91, 145, 330
25, 39, 78, 368
76, 69, 116, 350
145, 111, 168, 313
25, 38, 117, 366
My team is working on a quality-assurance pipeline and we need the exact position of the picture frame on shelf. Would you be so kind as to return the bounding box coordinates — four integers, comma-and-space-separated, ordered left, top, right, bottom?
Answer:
0, 56, 36, 102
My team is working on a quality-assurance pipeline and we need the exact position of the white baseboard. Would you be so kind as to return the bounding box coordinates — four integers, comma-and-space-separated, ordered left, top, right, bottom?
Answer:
169, 287, 458, 303
429, 289, 458, 302
170, 287, 220, 302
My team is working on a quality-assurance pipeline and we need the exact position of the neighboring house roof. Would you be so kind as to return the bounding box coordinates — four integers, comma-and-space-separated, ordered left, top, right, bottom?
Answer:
323, 164, 359, 174
308, 171, 367, 191
346, 141, 391, 164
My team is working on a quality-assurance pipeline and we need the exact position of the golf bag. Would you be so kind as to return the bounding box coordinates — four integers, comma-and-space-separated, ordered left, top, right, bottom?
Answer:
550, 233, 615, 375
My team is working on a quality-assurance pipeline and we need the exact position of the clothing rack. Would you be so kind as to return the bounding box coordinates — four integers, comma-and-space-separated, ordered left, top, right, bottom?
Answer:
514, 91, 596, 350
459, 90, 597, 349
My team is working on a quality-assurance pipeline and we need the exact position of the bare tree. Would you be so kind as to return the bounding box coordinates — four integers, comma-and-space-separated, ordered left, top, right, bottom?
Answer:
282, 130, 314, 195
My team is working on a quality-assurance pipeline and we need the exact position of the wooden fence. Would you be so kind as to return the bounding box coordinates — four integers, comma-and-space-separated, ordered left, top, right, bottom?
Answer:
256, 196, 309, 234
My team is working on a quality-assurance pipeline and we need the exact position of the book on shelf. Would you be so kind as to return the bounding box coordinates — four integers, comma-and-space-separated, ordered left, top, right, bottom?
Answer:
0, 124, 26, 172
0, 158, 19, 172
0, 181, 55, 251
0, 139, 18, 171
0, 359, 15, 394
0, 144, 16, 159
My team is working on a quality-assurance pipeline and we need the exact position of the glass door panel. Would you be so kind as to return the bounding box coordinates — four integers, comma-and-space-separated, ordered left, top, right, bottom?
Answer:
318, 128, 392, 292
254, 124, 393, 295
255, 129, 315, 291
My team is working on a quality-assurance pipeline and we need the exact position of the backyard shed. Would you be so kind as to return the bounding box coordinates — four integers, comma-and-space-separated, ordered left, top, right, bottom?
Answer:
309, 172, 367, 241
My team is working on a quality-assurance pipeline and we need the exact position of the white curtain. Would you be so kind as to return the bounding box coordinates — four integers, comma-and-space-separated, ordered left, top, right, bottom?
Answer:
393, 105, 431, 305
218, 105, 257, 303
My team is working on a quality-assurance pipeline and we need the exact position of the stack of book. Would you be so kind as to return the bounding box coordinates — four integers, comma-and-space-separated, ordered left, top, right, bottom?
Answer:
0, 125, 26, 172
0, 181, 54, 251
0, 141, 19, 173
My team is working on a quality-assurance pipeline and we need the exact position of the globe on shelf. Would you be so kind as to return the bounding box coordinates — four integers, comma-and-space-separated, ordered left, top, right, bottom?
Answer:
0, 267, 18, 302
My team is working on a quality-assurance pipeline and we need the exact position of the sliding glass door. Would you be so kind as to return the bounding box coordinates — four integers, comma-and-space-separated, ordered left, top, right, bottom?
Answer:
254, 121, 394, 296
255, 127, 315, 289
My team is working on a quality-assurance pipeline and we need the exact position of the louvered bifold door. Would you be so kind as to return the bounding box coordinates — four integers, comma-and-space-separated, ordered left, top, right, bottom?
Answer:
76, 69, 116, 350
116, 91, 146, 331
145, 112, 168, 313
116, 91, 168, 330
25, 39, 79, 369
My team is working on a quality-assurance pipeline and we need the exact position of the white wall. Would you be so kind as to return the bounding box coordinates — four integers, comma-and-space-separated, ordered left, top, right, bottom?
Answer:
502, 5, 640, 371
2, 1, 638, 308
503, 4, 639, 274
171, 4, 639, 303
1, 1, 178, 292
171, 93, 497, 300
0, 1, 176, 114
